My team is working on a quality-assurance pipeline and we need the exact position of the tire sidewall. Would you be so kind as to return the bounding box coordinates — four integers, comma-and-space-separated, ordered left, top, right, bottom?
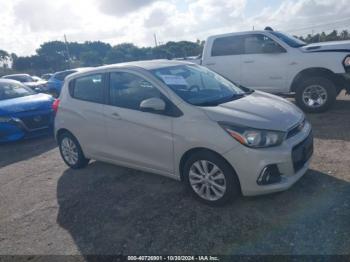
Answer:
58, 133, 89, 169
183, 151, 240, 206
295, 77, 336, 113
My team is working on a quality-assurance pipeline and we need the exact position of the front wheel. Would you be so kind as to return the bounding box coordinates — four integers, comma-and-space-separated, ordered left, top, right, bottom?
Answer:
295, 77, 337, 113
183, 151, 240, 206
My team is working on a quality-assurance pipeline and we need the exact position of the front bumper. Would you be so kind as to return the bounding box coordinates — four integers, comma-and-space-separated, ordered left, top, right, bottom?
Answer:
336, 73, 350, 93
223, 122, 313, 196
0, 114, 53, 143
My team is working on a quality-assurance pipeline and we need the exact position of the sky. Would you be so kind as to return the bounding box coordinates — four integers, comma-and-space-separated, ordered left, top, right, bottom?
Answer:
1, 0, 350, 56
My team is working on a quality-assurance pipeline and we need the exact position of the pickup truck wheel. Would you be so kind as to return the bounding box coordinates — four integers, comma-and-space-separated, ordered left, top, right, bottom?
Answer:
295, 77, 336, 113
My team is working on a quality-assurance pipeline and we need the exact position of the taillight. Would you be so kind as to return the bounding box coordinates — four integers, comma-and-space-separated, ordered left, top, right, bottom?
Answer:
52, 99, 60, 114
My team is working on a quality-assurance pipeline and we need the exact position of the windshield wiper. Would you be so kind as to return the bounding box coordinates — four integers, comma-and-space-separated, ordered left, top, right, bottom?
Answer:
196, 93, 246, 107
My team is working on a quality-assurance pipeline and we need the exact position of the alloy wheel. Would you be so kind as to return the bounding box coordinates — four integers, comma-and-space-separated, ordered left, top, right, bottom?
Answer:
61, 137, 79, 165
189, 160, 226, 201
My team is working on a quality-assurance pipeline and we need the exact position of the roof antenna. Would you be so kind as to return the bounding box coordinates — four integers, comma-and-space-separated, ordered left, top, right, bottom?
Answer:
264, 26, 274, 31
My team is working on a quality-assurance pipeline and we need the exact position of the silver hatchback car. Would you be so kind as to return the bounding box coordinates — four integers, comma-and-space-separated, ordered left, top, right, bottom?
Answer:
54, 60, 313, 205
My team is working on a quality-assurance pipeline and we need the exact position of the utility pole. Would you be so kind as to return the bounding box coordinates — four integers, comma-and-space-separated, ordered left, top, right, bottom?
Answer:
64, 34, 72, 68
154, 33, 158, 47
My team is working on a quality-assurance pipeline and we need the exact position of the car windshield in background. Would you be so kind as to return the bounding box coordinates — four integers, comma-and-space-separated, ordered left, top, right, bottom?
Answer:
151, 65, 248, 106
0, 82, 35, 101
4, 75, 34, 83
270, 31, 306, 48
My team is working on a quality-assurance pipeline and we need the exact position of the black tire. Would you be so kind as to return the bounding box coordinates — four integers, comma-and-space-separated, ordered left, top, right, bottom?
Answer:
58, 132, 89, 169
295, 77, 337, 113
183, 151, 240, 206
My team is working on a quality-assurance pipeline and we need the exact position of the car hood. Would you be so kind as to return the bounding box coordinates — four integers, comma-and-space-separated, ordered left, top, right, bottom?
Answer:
0, 93, 54, 116
301, 40, 350, 53
201, 91, 304, 131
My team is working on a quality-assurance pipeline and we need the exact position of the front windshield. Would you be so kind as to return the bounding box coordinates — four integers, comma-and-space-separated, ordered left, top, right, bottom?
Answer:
151, 65, 248, 106
0, 81, 35, 101
270, 31, 306, 48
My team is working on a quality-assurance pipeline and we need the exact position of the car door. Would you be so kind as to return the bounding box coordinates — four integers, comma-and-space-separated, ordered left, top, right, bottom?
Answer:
202, 35, 243, 85
65, 73, 108, 157
240, 34, 289, 93
103, 70, 175, 175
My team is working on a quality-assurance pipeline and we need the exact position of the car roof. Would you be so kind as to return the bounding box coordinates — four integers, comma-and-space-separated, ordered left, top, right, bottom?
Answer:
0, 79, 23, 84
2, 73, 31, 78
54, 67, 93, 74
99, 59, 194, 71
206, 30, 273, 40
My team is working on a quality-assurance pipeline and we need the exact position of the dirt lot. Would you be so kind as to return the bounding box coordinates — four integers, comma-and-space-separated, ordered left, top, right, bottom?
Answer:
0, 93, 350, 256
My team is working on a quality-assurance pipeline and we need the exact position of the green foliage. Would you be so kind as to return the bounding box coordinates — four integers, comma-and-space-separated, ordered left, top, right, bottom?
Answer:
9, 40, 203, 73
6, 29, 348, 74
297, 29, 350, 43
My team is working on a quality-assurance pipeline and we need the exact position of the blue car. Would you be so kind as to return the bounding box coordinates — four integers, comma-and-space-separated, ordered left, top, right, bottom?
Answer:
46, 68, 91, 97
0, 79, 55, 143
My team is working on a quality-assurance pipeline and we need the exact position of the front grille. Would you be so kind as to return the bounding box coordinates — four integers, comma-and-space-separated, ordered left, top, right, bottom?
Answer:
287, 119, 305, 139
292, 132, 314, 172
20, 114, 51, 130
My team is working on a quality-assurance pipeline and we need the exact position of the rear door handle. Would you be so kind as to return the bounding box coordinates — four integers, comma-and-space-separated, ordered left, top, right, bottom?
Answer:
243, 60, 255, 64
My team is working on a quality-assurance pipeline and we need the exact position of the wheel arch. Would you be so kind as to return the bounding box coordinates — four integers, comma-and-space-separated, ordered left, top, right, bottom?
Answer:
290, 67, 342, 93
179, 147, 241, 191
56, 128, 75, 142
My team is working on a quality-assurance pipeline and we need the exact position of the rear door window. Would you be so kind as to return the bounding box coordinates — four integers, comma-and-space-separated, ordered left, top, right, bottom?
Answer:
211, 36, 244, 56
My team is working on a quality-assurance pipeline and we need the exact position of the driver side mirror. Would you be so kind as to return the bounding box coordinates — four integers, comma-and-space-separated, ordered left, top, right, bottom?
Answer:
140, 97, 166, 112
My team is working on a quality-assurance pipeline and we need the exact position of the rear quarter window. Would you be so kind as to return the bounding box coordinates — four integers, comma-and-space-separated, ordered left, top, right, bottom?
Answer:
70, 74, 104, 103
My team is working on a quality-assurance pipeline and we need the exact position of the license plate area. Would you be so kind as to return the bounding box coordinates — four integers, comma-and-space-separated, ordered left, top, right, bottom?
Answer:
292, 132, 314, 172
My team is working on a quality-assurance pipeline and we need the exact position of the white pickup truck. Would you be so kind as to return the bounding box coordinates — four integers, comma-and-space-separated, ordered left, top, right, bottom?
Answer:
198, 30, 350, 113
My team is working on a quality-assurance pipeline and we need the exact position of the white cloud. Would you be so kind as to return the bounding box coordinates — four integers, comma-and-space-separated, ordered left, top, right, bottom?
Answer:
99, 0, 159, 16
0, 0, 350, 56
13, 0, 81, 32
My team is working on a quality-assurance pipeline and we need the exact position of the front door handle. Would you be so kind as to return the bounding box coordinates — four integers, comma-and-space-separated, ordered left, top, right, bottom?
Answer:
205, 62, 216, 66
243, 60, 254, 64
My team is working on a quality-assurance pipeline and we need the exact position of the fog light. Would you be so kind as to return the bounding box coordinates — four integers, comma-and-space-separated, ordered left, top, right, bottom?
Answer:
257, 164, 282, 185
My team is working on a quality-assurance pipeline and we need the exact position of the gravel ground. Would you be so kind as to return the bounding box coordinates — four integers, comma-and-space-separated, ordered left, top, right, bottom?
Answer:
0, 92, 349, 256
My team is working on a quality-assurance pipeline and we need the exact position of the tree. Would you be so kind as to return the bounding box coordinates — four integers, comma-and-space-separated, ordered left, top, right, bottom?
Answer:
0, 50, 10, 68
80, 51, 103, 66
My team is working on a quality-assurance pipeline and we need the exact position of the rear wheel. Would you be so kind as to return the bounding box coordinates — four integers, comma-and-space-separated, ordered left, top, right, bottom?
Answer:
183, 151, 240, 206
295, 77, 337, 113
58, 132, 89, 169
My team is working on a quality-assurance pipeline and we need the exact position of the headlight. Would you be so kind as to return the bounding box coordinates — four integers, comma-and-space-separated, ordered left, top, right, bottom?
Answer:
0, 116, 12, 123
344, 56, 350, 67
219, 122, 285, 148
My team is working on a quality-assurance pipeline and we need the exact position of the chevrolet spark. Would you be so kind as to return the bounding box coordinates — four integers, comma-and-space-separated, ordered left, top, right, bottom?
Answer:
54, 60, 313, 205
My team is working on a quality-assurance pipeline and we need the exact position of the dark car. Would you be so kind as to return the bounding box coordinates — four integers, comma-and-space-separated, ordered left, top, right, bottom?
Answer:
46, 68, 91, 98
0, 79, 55, 142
